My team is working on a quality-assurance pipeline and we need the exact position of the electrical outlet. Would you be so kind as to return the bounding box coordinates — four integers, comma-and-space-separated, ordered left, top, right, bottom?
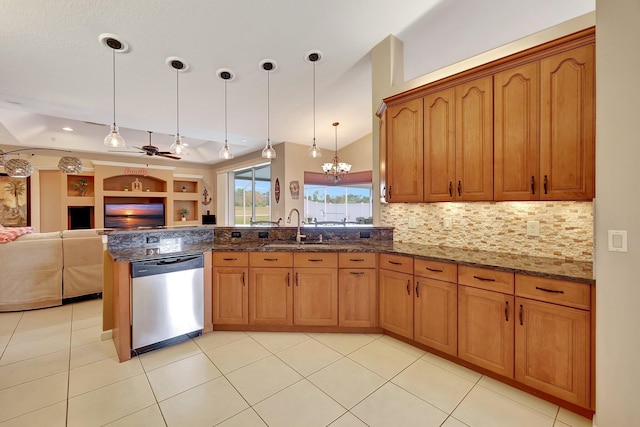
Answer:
231, 231, 241, 238
408, 217, 417, 229
444, 218, 452, 230
526, 221, 540, 237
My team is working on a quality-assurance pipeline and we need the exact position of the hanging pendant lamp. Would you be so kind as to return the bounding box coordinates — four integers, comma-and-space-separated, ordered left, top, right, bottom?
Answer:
167, 57, 189, 155
217, 68, 235, 160
100, 34, 128, 148
260, 59, 277, 159
322, 122, 352, 182
305, 50, 322, 159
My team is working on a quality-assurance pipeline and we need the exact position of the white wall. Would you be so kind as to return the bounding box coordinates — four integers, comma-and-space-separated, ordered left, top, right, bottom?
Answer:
594, 1, 640, 425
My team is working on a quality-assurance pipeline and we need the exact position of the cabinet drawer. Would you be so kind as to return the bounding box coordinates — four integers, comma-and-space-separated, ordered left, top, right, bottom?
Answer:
379, 253, 413, 274
294, 252, 338, 268
249, 252, 294, 267
414, 258, 457, 283
212, 252, 248, 266
339, 252, 376, 268
515, 274, 590, 310
458, 265, 514, 294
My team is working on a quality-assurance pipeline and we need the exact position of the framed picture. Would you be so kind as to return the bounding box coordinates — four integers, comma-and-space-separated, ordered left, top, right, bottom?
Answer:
0, 174, 30, 227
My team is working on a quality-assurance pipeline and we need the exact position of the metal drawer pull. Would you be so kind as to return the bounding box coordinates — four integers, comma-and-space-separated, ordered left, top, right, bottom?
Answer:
307, 259, 323, 262
287, 272, 290, 286
543, 175, 548, 194
531, 176, 535, 195
350, 258, 365, 262
223, 257, 237, 261
519, 304, 523, 325
535, 286, 564, 294
505, 301, 509, 322
473, 275, 495, 282
448, 181, 453, 197
388, 260, 402, 265
264, 258, 279, 261
415, 282, 420, 297
457, 180, 462, 197
242, 272, 245, 286
296, 272, 299, 286
350, 271, 365, 275
425, 267, 443, 272
406, 280, 411, 295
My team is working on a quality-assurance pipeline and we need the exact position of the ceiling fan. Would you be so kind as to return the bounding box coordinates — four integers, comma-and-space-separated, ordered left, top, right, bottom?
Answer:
112, 131, 181, 160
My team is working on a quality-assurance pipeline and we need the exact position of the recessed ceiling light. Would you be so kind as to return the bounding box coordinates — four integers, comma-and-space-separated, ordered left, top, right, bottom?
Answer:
62, 127, 74, 132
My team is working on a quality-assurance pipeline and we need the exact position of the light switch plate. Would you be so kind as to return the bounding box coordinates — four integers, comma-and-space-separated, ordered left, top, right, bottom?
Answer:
526, 221, 540, 237
408, 217, 417, 229
444, 218, 452, 230
608, 230, 628, 252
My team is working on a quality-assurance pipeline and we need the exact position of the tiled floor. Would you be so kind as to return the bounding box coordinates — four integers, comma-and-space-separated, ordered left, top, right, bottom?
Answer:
0, 299, 593, 427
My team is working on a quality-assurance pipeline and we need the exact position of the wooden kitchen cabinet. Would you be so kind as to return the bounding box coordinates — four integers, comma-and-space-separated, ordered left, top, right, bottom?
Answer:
339, 253, 377, 327
386, 97, 424, 202
515, 274, 591, 407
249, 252, 293, 326
293, 253, 338, 326
423, 88, 456, 201
212, 252, 249, 325
540, 44, 595, 200
379, 254, 414, 339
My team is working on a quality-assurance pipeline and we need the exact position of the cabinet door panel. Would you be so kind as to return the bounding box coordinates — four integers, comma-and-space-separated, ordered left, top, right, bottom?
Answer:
386, 98, 424, 202
249, 268, 293, 325
424, 88, 456, 201
339, 269, 377, 327
516, 297, 590, 407
540, 44, 595, 200
379, 269, 413, 339
494, 63, 540, 201
212, 267, 248, 325
458, 285, 514, 378
294, 268, 338, 326
414, 278, 457, 356
455, 76, 494, 201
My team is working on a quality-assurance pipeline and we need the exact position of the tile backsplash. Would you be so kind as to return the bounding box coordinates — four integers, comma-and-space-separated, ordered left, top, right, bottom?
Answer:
380, 201, 593, 261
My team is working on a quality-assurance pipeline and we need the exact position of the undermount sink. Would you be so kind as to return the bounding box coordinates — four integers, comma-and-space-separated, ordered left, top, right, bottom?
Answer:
263, 243, 331, 249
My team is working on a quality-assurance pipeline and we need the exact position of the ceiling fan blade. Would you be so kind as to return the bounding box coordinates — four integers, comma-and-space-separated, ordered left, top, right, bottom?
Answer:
157, 151, 173, 154
158, 153, 181, 160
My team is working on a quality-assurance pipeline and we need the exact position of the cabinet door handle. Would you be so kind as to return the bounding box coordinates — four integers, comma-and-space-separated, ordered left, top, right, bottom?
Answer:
223, 257, 237, 261
264, 258, 279, 262
415, 281, 420, 297
307, 259, 323, 262
295, 272, 299, 286
406, 280, 411, 295
349, 258, 365, 262
425, 267, 443, 273
531, 176, 535, 195
241, 272, 245, 286
350, 271, 365, 275
519, 304, 524, 325
505, 301, 509, 322
543, 175, 548, 194
448, 181, 453, 197
473, 275, 495, 282
389, 185, 392, 199
287, 272, 290, 287
388, 260, 402, 265
457, 180, 462, 197
535, 286, 565, 294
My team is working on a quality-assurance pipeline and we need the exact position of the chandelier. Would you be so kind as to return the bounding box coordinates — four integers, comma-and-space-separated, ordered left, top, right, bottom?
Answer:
322, 122, 351, 182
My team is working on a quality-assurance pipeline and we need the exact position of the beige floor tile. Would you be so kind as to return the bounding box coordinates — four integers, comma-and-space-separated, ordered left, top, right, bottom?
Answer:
71, 314, 102, 331
104, 404, 167, 427
138, 339, 202, 371
253, 379, 346, 427
328, 411, 369, 427
348, 339, 419, 380
554, 422, 571, 427
147, 353, 222, 401
226, 355, 302, 405
216, 408, 268, 427
392, 358, 476, 413
71, 298, 103, 318
0, 312, 21, 334
0, 349, 69, 390
308, 357, 386, 409
0, 371, 68, 423
67, 374, 156, 427
70, 338, 117, 368
378, 334, 427, 357
71, 324, 102, 347
453, 385, 555, 427
193, 330, 247, 352
555, 408, 593, 427
441, 416, 471, 427
351, 382, 448, 427
477, 376, 558, 417
311, 333, 375, 355
0, 331, 70, 366
247, 331, 310, 353
8, 322, 70, 345
16, 305, 72, 329
420, 351, 483, 382
276, 338, 343, 376
0, 401, 67, 427
69, 355, 144, 397
159, 376, 249, 427
205, 336, 270, 374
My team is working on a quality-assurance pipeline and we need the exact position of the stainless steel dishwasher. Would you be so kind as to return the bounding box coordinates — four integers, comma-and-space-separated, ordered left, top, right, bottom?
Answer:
130, 254, 204, 352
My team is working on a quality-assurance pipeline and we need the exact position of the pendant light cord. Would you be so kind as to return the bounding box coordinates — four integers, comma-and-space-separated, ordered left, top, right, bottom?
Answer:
176, 68, 180, 138
267, 69, 271, 147
112, 49, 116, 126
312, 61, 316, 146
224, 80, 228, 144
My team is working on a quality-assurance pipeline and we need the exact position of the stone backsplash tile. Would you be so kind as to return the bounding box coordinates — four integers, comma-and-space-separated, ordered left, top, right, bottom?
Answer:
380, 201, 593, 261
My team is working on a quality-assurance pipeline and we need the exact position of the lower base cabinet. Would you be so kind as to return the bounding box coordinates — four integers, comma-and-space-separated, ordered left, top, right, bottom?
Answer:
294, 267, 338, 326
379, 268, 414, 339
414, 278, 457, 356
212, 266, 248, 325
249, 267, 293, 325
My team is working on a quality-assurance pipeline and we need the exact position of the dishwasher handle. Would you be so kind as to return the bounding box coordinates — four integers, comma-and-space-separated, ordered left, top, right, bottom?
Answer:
131, 254, 204, 278
157, 255, 201, 265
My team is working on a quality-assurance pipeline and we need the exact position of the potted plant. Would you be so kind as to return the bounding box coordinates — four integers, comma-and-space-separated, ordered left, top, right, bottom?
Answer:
179, 208, 189, 221
73, 178, 89, 196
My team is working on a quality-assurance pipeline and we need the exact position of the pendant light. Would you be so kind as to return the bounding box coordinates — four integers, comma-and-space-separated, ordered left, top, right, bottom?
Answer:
260, 59, 277, 159
322, 122, 352, 182
167, 57, 189, 155
305, 50, 322, 159
1, 148, 82, 178
100, 34, 128, 148
217, 68, 235, 160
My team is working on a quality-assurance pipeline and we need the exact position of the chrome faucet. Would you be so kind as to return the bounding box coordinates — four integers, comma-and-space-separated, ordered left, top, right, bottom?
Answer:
287, 208, 306, 244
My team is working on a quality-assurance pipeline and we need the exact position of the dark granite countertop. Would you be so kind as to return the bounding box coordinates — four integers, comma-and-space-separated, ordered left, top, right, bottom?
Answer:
109, 239, 593, 284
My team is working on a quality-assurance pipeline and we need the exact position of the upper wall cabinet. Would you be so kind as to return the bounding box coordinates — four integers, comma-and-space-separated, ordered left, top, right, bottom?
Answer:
386, 98, 423, 202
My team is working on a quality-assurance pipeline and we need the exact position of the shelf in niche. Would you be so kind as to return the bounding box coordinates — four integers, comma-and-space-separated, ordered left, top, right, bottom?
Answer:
173, 180, 198, 194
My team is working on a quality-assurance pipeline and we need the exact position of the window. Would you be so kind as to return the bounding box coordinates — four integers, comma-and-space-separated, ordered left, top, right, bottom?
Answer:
303, 183, 373, 225
233, 163, 271, 225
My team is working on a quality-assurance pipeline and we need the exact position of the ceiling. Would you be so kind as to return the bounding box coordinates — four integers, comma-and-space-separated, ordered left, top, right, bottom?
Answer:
0, 0, 594, 166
